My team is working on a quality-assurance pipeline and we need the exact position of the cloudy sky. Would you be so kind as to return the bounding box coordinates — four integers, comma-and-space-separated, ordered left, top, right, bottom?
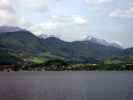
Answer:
0, 0, 133, 48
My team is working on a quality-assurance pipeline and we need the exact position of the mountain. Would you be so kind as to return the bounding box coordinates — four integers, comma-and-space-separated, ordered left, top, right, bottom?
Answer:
40, 36, 123, 63
124, 48, 133, 55
84, 36, 122, 49
123, 48, 133, 63
0, 26, 125, 64
0, 26, 45, 53
38, 34, 48, 39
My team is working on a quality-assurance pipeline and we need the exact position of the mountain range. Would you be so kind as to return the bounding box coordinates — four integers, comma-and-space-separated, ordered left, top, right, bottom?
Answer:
0, 26, 132, 64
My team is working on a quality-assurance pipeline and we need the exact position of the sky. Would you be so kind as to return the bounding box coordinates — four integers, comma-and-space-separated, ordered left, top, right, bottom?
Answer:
0, 0, 133, 48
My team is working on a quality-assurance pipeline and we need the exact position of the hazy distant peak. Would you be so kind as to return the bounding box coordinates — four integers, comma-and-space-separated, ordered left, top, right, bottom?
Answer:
0, 26, 26, 33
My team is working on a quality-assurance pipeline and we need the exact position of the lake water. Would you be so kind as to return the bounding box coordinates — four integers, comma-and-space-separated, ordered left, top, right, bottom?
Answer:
0, 71, 133, 100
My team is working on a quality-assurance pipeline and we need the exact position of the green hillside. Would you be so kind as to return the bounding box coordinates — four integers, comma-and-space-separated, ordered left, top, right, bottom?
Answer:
0, 30, 45, 53
0, 27, 132, 65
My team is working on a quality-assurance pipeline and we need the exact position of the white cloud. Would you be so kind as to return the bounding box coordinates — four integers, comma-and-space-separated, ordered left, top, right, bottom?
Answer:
30, 0, 48, 7
0, 10, 16, 25
0, 0, 32, 28
0, 0, 16, 25
85, 0, 111, 5
30, 15, 88, 41
0, 0, 14, 12
98, 0, 111, 3
17, 0, 49, 11
73, 16, 87, 24
110, 8, 133, 18
85, 0, 112, 10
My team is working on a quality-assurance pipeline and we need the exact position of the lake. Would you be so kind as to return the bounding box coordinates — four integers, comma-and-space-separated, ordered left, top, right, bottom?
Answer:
0, 71, 133, 100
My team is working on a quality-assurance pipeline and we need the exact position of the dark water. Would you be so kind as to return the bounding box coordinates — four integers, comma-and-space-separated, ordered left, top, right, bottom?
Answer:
0, 71, 133, 100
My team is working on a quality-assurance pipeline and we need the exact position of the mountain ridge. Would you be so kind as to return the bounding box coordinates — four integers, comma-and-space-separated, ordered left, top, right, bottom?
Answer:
0, 26, 132, 64
0, 26, 27, 33
0, 27, 45, 53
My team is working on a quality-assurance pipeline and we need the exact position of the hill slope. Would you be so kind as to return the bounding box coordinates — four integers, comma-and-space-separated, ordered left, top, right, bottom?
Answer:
0, 48, 23, 65
0, 27, 45, 53
41, 37, 123, 63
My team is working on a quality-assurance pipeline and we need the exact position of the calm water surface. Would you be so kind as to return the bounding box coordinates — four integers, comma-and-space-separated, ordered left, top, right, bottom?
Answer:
0, 71, 133, 100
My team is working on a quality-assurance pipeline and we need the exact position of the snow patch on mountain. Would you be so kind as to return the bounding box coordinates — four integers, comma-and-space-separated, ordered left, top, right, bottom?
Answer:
84, 35, 122, 48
